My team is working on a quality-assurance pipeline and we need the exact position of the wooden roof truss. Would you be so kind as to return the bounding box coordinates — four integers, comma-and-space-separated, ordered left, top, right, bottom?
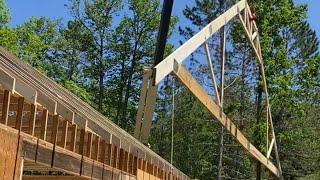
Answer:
134, 0, 283, 179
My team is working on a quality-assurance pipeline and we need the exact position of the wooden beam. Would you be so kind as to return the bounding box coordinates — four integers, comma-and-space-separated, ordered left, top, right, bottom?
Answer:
153, 0, 246, 84
0, 48, 189, 178
0, 67, 15, 92
15, 97, 24, 131
99, 140, 106, 163
40, 109, 48, 140
113, 146, 118, 168
51, 115, 59, 167
172, 64, 280, 178
56, 101, 74, 123
239, 5, 283, 178
51, 115, 59, 144
93, 135, 100, 160
203, 42, 220, 104
14, 79, 37, 105
119, 148, 124, 170
106, 144, 112, 166
70, 124, 77, 152
79, 129, 86, 156
86, 132, 93, 158
37, 92, 57, 114
59, 120, 68, 148
28, 104, 37, 136
134, 69, 152, 139
139, 83, 157, 143
1, 90, 11, 125
267, 138, 275, 159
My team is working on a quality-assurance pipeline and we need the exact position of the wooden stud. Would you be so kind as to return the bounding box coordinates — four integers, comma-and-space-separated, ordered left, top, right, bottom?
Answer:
79, 129, 85, 155
0, 44, 190, 179
51, 115, 59, 144
119, 148, 124, 170
51, 114, 59, 167
86, 132, 93, 158
59, 120, 68, 148
1, 90, 11, 125
129, 153, 133, 174
93, 135, 100, 160
113, 146, 118, 168
40, 109, 48, 140
28, 104, 37, 136
70, 124, 77, 152
15, 97, 24, 131
106, 144, 112, 166
99, 140, 106, 163
124, 151, 129, 172
133, 156, 138, 175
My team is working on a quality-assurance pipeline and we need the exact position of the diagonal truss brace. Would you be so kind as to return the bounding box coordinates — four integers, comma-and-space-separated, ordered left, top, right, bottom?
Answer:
134, 0, 283, 178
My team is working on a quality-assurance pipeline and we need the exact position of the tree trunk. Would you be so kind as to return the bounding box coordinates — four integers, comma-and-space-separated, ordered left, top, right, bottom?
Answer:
115, 57, 127, 124
255, 68, 263, 180
98, 42, 104, 112
121, 40, 139, 129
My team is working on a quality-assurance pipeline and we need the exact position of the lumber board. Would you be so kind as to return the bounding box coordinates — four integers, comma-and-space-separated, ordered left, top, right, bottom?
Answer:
172, 64, 280, 178
37, 91, 57, 114
86, 132, 93, 158
56, 101, 74, 123
0, 47, 189, 178
0, 67, 15, 92
59, 120, 69, 148
0, 124, 21, 179
153, 0, 246, 84
1, 90, 10, 125
70, 124, 77, 152
15, 126, 123, 180
40, 109, 48, 140
139, 83, 157, 143
239, 6, 283, 177
134, 68, 152, 138
28, 104, 37, 136
93, 135, 100, 160
15, 97, 24, 130
14, 79, 37, 104
99, 140, 106, 163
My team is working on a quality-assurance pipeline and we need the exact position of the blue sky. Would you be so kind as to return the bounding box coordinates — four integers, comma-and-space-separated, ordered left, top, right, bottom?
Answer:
5, 0, 320, 48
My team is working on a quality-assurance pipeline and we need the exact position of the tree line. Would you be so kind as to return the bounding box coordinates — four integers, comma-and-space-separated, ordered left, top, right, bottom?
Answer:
1, 0, 319, 179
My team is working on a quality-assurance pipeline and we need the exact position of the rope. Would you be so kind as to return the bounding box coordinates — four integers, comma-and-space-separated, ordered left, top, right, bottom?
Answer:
170, 76, 175, 175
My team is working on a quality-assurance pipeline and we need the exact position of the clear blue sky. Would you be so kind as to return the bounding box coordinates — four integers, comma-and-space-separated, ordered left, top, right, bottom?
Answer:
5, 0, 320, 48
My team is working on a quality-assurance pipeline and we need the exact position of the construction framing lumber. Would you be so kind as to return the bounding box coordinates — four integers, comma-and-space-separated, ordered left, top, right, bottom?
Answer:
1, 90, 10, 125
153, 0, 246, 84
172, 63, 280, 177
132, 0, 283, 178
0, 47, 189, 179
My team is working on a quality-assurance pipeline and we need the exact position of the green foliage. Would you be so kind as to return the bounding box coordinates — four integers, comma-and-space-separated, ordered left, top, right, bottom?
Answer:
0, 0, 9, 27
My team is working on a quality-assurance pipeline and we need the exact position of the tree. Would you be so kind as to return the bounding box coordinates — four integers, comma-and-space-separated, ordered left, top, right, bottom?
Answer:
0, 0, 18, 53
69, 0, 122, 112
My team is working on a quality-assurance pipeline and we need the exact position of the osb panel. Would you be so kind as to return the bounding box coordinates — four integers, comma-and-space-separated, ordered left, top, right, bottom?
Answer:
0, 127, 22, 180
